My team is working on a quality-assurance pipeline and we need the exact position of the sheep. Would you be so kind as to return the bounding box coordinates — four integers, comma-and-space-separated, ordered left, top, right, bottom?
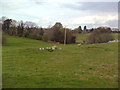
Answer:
46, 47, 49, 49
52, 47, 56, 50
39, 48, 45, 51
39, 48, 42, 51
39, 46, 61, 52
52, 46, 58, 50
77, 44, 81, 47
42, 48, 45, 50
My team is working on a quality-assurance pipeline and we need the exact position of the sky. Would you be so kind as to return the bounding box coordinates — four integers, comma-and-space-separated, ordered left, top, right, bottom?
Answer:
0, 0, 119, 29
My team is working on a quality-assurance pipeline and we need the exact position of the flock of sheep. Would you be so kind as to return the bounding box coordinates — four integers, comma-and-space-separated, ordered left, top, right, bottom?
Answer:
39, 46, 62, 52
39, 44, 82, 52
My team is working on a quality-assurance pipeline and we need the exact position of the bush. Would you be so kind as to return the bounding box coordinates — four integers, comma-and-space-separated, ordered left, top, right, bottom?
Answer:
12, 27, 17, 36
44, 29, 54, 41
71, 35, 76, 43
29, 33, 42, 40
86, 27, 114, 44
42, 34, 48, 42
23, 29, 29, 38
45, 28, 76, 44
61, 29, 76, 44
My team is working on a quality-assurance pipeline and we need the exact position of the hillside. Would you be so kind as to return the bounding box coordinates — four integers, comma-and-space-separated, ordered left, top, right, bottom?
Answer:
2, 35, 118, 88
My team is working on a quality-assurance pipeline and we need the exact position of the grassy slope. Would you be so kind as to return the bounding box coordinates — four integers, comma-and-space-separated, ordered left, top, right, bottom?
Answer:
2, 35, 118, 88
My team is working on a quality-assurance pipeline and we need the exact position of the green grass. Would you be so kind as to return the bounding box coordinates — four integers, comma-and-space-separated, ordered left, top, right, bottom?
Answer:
112, 33, 119, 40
2, 35, 118, 88
76, 33, 90, 43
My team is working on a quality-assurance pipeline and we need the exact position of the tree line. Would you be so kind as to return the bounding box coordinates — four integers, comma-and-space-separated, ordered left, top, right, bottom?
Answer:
1, 17, 114, 45
2, 19, 76, 44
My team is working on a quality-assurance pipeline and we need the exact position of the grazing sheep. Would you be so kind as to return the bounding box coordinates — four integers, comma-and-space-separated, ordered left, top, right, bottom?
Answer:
42, 48, 45, 50
39, 48, 42, 50
39, 48, 45, 51
52, 47, 55, 50
39, 46, 61, 52
77, 44, 81, 47
52, 46, 58, 50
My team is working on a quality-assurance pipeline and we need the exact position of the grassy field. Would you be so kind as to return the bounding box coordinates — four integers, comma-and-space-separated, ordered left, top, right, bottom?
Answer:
2, 33, 118, 88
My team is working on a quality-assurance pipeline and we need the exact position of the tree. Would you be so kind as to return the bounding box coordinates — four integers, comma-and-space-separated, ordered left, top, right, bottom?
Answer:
17, 21, 24, 37
77, 26, 82, 33
0, 16, 8, 24
2, 19, 12, 34
53, 22, 63, 29
23, 29, 29, 38
86, 27, 114, 44
44, 25, 76, 44
83, 26, 87, 33
42, 33, 48, 42
39, 27, 44, 35
52, 28, 62, 42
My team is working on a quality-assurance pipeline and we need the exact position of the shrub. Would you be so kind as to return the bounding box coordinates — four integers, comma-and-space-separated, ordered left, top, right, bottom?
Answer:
71, 35, 76, 43
86, 27, 114, 44
12, 27, 17, 36
75, 26, 82, 34
42, 34, 48, 42
29, 33, 42, 40
17, 22, 24, 37
45, 29, 54, 41
44, 27, 76, 44
23, 29, 30, 38
63, 29, 76, 44
39, 28, 44, 35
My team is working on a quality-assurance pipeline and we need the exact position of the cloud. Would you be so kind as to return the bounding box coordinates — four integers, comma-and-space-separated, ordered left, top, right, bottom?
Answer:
61, 2, 118, 13
105, 19, 118, 27
66, 15, 117, 25
0, 1, 118, 29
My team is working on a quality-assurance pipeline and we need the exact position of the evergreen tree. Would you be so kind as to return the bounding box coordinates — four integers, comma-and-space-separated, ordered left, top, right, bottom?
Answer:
84, 26, 87, 33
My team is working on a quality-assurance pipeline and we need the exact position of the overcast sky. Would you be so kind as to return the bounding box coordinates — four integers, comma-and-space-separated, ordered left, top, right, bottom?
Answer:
0, 0, 119, 29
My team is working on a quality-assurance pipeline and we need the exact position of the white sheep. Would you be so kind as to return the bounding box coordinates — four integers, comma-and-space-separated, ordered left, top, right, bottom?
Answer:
39, 48, 45, 51
77, 44, 81, 47
52, 46, 57, 50
42, 48, 45, 50
39, 48, 42, 50
52, 47, 55, 50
